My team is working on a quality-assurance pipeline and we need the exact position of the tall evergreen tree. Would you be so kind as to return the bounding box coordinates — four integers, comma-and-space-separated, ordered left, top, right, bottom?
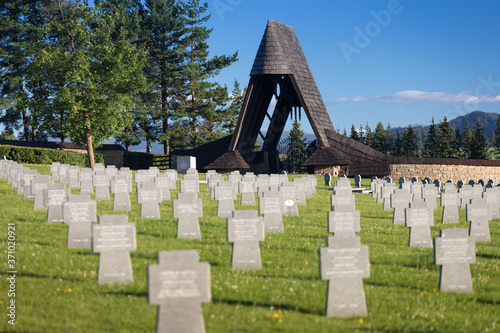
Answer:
385, 123, 394, 154
470, 118, 489, 159
373, 122, 386, 153
452, 128, 462, 158
365, 122, 373, 147
141, 0, 185, 154
358, 124, 365, 143
424, 117, 438, 158
350, 124, 359, 141
394, 130, 402, 156
462, 120, 472, 159
437, 116, 454, 158
171, 0, 238, 148
402, 125, 419, 157
495, 115, 500, 158
287, 120, 307, 173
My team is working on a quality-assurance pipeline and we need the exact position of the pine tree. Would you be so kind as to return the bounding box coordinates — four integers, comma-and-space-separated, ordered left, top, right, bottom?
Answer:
462, 120, 472, 159
437, 116, 454, 158
470, 118, 489, 159
452, 128, 462, 158
342, 128, 347, 136
495, 115, 500, 158
350, 124, 359, 141
172, 0, 238, 148
358, 124, 365, 143
287, 120, 307, 173
402, 125, 419, 157
424, 117, 438, 158
394, 130, 402, 156
373, 122, 386, 152
385, 123, 394, 154
365, 123, 373, 147
141, 0, 185, 154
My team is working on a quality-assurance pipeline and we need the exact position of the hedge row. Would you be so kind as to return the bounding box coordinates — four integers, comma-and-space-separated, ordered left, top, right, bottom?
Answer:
0, 145, 104, 167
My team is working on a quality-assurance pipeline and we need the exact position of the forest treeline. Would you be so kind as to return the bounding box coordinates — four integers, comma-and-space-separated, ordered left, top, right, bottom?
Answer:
1, 0, 241, 167
346, 115, 500, 160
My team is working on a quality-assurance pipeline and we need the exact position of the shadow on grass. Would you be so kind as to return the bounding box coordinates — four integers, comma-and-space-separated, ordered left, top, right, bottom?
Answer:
211, 297, 323, 316
365, 280, 422, 291
475, 298, 500, 305
476, 253, 500, 260
104, 290, 148, 298
18, 271, 87, 282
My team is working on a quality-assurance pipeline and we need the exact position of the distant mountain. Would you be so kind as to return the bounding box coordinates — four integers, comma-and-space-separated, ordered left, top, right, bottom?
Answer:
393, 110, 499, 138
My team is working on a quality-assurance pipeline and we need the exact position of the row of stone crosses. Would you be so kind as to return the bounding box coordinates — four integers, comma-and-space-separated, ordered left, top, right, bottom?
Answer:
1, 158, 352, 332
326, 173, 496, 318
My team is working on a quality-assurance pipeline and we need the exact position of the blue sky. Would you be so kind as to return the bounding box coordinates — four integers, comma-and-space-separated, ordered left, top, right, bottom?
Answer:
205, 0, 500, 134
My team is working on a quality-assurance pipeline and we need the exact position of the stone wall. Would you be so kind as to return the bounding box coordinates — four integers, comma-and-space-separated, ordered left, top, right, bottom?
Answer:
313, 165, 342, 177
389, 163, 500, 184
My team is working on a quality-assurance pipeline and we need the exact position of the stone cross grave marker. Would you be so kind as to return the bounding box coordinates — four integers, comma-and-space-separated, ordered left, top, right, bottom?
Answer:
138, 183, 162, 219
422, 184, 438, 210
280, 183, 299, 216
21, 169, 37, 200
92, 214, 136, 284
441, 191, 459, 223
67, 166, 80, 189
155, 174, 172, 201
50, 162, 61, 181
173, 193, 203, 239
459, 185, 473, 209
32, 174, 53, 210
434, 228, 475, 292
354, 175, 362, 188
63, 194, 96, 248
93, 163, 105, 172
259, 191, 284, 232
324, 173, 332, 187
111, 175, 132, 211
215, 181, 236, 218
45, 184, 69, 223
134, 170, 149, 186
483, 189, 500, 219
331, 193, 355, 212
208, 173, 223, 200
391, 189, 411, 225
411, 183, 424, 202
180, 178, 199, 194
328, 209, 360, 238
58, 164, 70, 184
319, 236, 369, 317
405, 202, 434, 248
381, 184, 397, 211
292, 179, 307, 206
227, 210, 265, 269
148, 250, 210, 333
467, 198, 491, 242
79, 168, 94, 195
239, 179, 256, 206
457, 180, 464, 188
93, 171, 110, 201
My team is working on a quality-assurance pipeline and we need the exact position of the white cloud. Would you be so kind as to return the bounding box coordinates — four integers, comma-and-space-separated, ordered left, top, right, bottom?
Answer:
330, 90, 500, 105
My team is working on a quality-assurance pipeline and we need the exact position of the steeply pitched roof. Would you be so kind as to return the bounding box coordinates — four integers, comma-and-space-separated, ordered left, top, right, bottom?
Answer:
172, 135, 232, 170
204, 150, 250, 170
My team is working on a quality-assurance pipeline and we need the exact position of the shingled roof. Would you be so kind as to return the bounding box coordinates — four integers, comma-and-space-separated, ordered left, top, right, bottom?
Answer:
204, 150, 250, 170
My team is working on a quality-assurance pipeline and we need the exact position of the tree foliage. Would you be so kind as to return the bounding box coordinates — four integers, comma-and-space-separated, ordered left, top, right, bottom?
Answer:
287, 120, 307, 173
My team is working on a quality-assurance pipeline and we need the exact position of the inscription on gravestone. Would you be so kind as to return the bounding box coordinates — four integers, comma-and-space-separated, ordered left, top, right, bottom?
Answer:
328, 210, 360, 238
227, 210, 264, 269
434, 228, 475, 292
92, 215, 136, 284
319, 236, 369, 317
173, 193, 203, 239
467, 199, 491, 242
441, 192, 459, 223
63, 194, 96, 248
138, 183, 162, 219
259, 191, 283, 232
148, 250, 210, 333
405, 202, 434, 248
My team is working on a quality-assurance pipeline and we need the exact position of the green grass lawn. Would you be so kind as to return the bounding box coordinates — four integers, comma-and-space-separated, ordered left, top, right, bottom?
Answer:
0, 165, 499, 332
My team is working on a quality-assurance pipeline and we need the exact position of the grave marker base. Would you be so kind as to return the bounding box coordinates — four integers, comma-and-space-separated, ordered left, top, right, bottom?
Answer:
326, 278, 367, 317
97, 250, 133, 284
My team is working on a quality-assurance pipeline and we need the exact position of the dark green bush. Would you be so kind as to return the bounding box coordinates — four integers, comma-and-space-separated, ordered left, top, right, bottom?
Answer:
0, 145, 104, 167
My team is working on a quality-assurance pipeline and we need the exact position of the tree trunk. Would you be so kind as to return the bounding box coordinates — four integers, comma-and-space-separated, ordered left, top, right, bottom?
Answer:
147, 138, 152, 153
161, 79, 169, 155
84, 110, 95, 169
31, 80, 39, 141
